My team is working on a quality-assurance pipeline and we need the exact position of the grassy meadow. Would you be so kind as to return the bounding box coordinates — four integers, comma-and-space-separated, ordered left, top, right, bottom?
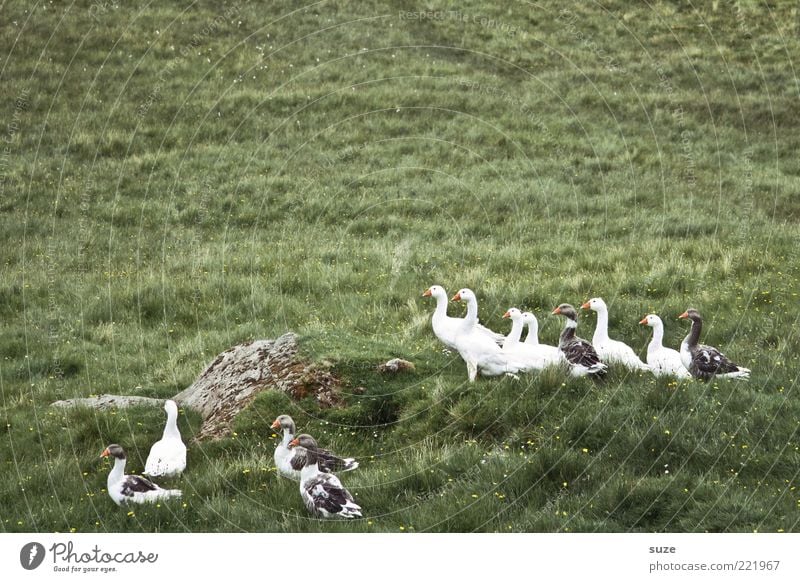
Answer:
1, 0, 799, 532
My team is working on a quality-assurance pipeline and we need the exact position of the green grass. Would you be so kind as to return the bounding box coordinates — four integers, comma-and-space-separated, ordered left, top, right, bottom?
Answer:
1, 0, 799, 532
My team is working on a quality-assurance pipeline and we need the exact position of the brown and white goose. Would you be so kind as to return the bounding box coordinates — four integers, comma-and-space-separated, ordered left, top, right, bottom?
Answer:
552, 304, 607, 377
271, 415, 358, 481
101, 444, 181, 506
678, 308, 750, 380
289, 434, 362, 519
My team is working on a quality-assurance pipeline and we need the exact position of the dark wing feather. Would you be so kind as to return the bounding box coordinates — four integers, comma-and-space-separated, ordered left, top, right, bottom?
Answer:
121, 475, 158, 496
305, 474, 353, 515
562, 338, 602, 368
317, 447, 353, 473
691, 344, 740, 379
289, 447, 308, 471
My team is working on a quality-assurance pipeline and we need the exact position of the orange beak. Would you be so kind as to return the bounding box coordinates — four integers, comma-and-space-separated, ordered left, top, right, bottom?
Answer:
270, 419, 280, 429
678, 311, 689, 319
289, 438, 300, 447
452, 292, 462, 301
422, 288, 432, 297
639, 317, 648, 325
502, 310, 511, 319
551, 306, 561, 315
100, 448, 110, 458
581, 301, 590, 310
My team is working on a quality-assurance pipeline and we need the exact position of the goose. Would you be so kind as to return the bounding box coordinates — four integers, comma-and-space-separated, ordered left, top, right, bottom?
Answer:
501, 308, 561, 369
144, 400, 187, 477
678, 309, 750, 380
101, 444, 181, 506
422, 285, 504, 348
581, 297, 650, 371
271, 415, 358, 481
551, 304, 607, 377
522, 311, 562, 359
639, 314, 692, 378
451, 292, 529, 381
289, 434, 362, 519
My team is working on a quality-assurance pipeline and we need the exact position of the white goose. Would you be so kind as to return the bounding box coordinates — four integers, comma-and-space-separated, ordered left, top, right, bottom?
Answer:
522, 311, 562, 361
101, 444, 181, 506
639, 314, 691, 378
144, 400, 187, 477
501, 308, 561, 369
271, 415, 358, 481
582, 297, 650, 371
422, 285, 504, 349
289, 434, 362, 519
451, 290, 529, 382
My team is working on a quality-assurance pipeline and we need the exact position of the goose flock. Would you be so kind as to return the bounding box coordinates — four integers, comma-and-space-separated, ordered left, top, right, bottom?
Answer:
98, 289, 749, 520
100, 405, 363, 519
422, 286, 750, 382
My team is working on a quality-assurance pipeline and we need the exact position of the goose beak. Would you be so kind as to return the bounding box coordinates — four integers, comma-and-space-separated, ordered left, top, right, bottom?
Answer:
100, 448, 110, 458
502, 310, 511, 319
270, 420, 280, 429
678, 311, 689, 319
551, 306, 561, 315
581, 301, 590, 310
452, 292, 461, 302
422, 289, 432, 297
639, 317, 648, 325
288, 438, 300, 448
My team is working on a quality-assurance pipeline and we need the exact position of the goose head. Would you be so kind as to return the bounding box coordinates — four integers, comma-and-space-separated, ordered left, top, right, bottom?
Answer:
164, 399, 178, 416
288, 433, 318, 451
581, 297, 607, 312
502, 307, 523, 322
422, 285, 447, 300
451, 288, 475, 303
639, 314, 662, 327
552, 303, 578, 321
271, 414, 296, 433
100, 444, 126, 460
678, 308, 701, 322
521, 311, 539, 326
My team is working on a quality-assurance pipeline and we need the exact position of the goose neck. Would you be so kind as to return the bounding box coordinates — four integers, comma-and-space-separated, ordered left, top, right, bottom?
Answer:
432, 293, 449, 320
686, 317, 701, 347
524, 319, 539, 345
593, 307, 609, 341
560, 319, 577, 344
163, 409, 180, 439
463, 297, 479, 327
108, 457, 126, 485
505, 317, 523, 347
649, 322, 664, 352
